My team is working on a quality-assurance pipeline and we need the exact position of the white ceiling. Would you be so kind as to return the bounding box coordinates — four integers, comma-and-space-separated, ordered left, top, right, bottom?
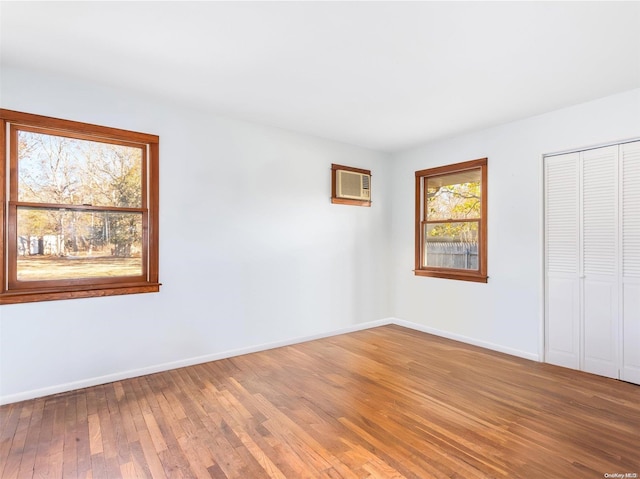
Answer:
1, 1, 639, 152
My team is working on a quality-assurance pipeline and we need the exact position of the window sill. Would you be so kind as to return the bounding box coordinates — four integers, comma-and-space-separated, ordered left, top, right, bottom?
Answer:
0, 283, 161, 305
413, 269, 488, 283
330, 197, 371, 207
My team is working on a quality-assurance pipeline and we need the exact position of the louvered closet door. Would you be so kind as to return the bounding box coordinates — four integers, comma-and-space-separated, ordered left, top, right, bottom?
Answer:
621, 140, 640, 384
581, 145, 619, 379
545, 152, 580, 369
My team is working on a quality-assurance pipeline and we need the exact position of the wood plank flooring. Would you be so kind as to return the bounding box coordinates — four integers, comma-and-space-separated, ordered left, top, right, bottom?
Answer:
1, 324, 639, 478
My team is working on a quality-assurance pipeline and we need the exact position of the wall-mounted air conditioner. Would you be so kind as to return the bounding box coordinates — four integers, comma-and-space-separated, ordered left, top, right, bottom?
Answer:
331, 164, 372, 207
336, 169, 371, 200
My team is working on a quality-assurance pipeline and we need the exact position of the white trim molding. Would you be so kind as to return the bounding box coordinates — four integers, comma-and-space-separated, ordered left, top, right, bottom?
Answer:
0, 317, 542, 405
392, 318, 540, 362
0, 318, 393, 405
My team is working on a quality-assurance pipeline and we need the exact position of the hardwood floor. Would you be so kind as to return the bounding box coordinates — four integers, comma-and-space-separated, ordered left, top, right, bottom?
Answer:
1, 324, 639, 478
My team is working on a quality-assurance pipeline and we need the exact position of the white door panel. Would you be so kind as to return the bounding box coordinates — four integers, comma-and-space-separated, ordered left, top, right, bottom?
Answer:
544, 153, 580, 369
581, 146, 619, 379
621, 141, 640, 384
546, 276, 580, 368
583, 278, 618, 378
622, 280, 640, 384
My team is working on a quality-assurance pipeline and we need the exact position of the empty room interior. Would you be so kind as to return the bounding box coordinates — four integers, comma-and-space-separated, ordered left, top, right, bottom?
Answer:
1, 1, 639, 478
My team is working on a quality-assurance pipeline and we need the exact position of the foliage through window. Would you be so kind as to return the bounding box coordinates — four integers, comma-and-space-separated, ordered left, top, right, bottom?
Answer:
1, 109, 160, 304
415, 158, 487, 282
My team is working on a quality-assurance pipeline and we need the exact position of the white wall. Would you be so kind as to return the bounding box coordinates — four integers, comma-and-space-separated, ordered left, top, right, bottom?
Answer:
390, 88, 640, 359
2, 65, 638, 404
0, 66, 392, 403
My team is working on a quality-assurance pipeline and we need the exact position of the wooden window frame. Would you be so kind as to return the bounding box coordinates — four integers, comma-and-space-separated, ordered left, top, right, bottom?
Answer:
331, 164, 371, 207
414, 158, 488, 283
0, 109, 160, 304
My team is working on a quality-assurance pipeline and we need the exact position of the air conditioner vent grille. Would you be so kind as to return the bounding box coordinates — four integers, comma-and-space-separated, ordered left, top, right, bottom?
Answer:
337, 170, 371, 200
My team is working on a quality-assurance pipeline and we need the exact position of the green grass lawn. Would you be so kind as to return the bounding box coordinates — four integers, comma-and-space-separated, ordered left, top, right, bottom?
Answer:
17, 255, 142, 280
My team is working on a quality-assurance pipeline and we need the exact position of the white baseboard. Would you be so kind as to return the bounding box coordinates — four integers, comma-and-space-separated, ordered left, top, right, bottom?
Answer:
391, 318, 540, 362
1, 316, 540, 405
0, 318, 394, 405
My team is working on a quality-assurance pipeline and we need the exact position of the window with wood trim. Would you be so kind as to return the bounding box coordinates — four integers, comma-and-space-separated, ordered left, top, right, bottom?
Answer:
0, 109, 160, 304
415, 158, 487, 282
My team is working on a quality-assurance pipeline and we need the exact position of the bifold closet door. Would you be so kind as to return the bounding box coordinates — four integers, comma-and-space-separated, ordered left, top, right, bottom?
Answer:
545, 152, 580, 370
621, 141, 640, 384
546, 140, 640, 385
581, 146, 618, 379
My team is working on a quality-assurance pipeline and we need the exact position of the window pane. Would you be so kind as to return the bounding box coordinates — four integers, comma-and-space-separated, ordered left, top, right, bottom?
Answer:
424, 221, 479, 270
17, 207, 143, 281
18, 130, 143, 207
426, 168, 481, 221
